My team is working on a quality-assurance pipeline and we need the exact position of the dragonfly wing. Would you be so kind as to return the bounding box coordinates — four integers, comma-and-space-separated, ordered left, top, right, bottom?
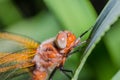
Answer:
0, 32, 40, 49
0, 67, 33, 80
0, 49, 36, 80
0, 32, 40, 80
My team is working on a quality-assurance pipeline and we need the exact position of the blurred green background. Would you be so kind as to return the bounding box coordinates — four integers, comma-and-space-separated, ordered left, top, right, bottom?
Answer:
0, 0, 120, 80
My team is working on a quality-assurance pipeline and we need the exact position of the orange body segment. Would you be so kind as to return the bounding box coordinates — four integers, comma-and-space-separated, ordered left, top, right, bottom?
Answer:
33, 70, 47, 80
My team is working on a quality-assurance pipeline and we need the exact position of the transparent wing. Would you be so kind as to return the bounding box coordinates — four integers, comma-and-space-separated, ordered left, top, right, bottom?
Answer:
0, 32, 39, 49
0, 48, 36, 80
0, 32, 40, 80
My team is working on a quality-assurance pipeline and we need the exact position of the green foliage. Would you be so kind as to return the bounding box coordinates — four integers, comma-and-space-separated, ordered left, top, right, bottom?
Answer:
44, 0, 96, 36
104, 18, 120, 67
0, 0, 120, 80
72, 0, 120, 80
112, 70, 120, 80
0, 0, 23, 26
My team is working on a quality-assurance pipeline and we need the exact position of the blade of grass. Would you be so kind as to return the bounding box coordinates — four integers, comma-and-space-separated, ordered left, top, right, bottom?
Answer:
112, 70, 120, 80
72, 0, 120, 80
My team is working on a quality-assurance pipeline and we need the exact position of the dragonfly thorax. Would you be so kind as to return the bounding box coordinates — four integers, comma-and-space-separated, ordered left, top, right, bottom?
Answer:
32, 30, 79, 80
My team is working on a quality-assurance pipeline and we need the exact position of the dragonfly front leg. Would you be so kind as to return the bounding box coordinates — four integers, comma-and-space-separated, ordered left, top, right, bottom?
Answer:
68, 40, 87, 56
59, 66, 73, 79
48, 67, 57, 80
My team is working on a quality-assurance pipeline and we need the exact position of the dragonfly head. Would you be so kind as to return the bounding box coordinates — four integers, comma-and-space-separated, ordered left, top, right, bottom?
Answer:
55, 30, 77, 50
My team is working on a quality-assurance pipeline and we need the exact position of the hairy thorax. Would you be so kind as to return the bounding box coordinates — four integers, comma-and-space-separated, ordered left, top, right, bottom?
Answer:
32, 38, 63, 80
32, 31, 78, 80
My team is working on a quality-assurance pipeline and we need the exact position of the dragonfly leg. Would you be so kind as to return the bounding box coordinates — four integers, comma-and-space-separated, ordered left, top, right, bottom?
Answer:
75, 40, 87, 48
48, 67, 57, 80
74, 27, 92, 47
68, 40, 87, 56
59, 67, 73, 79
79, 27, 92, 38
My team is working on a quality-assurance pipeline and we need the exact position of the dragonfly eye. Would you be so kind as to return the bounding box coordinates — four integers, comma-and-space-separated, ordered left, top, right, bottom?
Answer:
55, 31, 67, 49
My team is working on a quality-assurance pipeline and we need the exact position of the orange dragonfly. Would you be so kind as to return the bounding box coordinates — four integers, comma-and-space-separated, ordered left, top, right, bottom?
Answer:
0, 30, 89, 80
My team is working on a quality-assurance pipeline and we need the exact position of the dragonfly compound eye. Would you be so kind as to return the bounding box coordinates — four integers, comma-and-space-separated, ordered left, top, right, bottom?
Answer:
65, 31, 76, 48
55, 31, 67, 49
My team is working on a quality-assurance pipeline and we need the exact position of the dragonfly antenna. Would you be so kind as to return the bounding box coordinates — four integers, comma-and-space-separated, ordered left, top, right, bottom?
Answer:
79, 27, 93, 38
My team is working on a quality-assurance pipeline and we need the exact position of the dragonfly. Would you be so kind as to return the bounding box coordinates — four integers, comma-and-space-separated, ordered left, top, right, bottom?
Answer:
0, 0, 120, 80
0, 29, 89, 80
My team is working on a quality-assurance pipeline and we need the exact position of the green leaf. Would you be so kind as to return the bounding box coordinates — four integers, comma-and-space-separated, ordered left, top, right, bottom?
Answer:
112, 70, 120, 80
44, 0, 96, 36
5, 12, 61, 41
72, 0, 120, 80
104, 18, 120, 67
0, 0, 23, 26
